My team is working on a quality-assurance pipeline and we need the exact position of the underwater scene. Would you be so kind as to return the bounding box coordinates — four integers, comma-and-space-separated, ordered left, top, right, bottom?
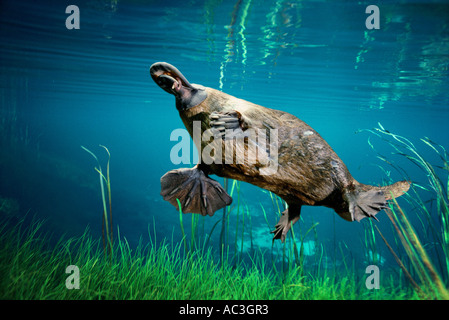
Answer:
1, 0, 449, 305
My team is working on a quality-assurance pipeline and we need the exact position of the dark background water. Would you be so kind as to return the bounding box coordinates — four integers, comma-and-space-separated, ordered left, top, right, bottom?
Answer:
1, 0, 448, 271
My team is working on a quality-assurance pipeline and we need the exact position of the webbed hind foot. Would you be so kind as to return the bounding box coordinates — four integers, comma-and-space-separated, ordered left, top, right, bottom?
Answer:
345, 188, 387, 222
160, 166, 232, 216
271, 206, 301, 243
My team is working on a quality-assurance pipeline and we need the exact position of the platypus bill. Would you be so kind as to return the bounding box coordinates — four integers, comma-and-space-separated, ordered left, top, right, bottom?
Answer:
150, 62, 410, 242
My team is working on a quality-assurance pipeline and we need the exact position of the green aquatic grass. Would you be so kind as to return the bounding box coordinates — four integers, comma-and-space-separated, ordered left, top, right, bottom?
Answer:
364, 124, 449, 299
81, 145, 113, 258
0, 217, 417, 300
384, 199, 449, 299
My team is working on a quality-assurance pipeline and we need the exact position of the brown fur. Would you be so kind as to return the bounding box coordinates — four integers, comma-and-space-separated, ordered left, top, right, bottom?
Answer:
179, 87, 410, 222
181, 87, 371, 218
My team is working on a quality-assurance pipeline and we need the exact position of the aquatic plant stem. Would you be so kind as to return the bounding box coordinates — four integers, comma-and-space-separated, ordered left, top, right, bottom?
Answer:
100, 145, 113, 248
176, 198, 188, 254
81, 145, 113, 258
219, 178, 228, 260
392, 196, 449, 299
374, 224, 423, 295
97, 165, 112, 256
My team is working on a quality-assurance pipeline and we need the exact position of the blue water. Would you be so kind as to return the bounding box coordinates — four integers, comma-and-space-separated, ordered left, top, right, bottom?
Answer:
1, 0, 448, 273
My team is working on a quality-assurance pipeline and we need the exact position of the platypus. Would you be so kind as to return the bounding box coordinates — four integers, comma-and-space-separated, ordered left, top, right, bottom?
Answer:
150, 62, 410, 242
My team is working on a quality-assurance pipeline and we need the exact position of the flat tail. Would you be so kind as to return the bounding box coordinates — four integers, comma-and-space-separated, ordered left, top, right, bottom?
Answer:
378, 180, 411, 200
342, 180, 410, 222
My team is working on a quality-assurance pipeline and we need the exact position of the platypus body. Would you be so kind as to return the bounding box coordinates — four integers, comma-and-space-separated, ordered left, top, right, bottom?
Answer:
150, 62, 410, 242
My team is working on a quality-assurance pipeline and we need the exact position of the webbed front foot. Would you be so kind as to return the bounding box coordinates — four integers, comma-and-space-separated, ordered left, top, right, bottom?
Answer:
160, 166, 232, 216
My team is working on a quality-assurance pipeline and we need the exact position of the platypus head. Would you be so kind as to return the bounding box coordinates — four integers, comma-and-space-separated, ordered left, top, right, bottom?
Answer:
150, 62, 207, 111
